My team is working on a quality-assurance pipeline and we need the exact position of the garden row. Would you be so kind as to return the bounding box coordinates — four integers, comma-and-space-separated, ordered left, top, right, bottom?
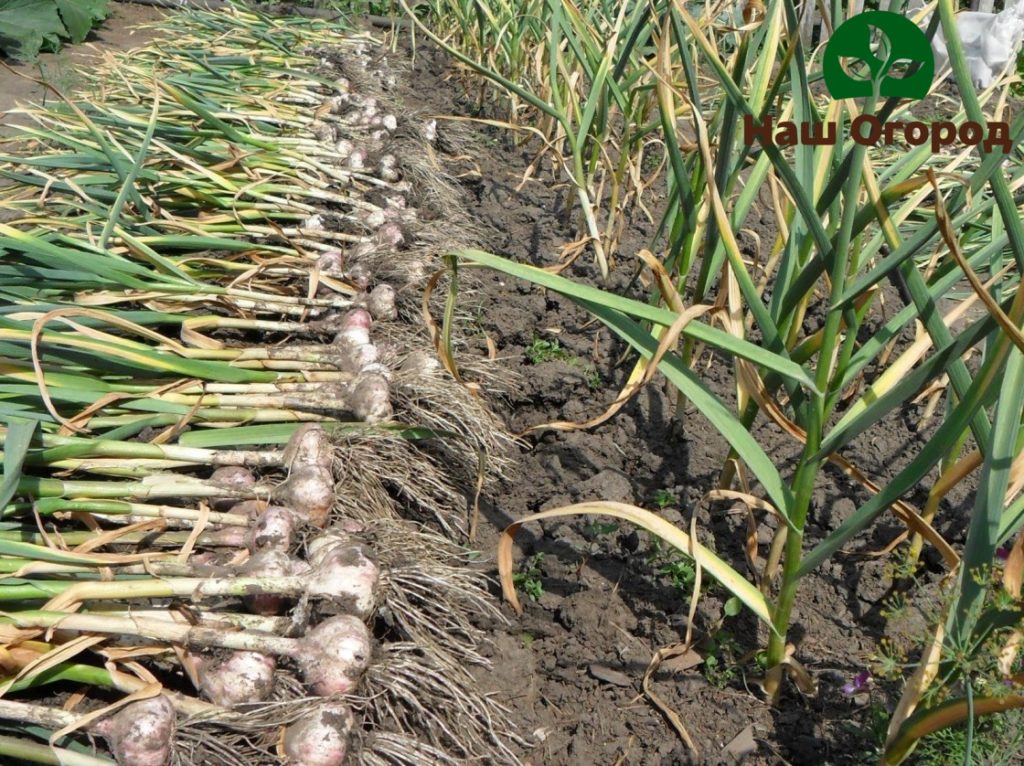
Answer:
0, 7, 516, 766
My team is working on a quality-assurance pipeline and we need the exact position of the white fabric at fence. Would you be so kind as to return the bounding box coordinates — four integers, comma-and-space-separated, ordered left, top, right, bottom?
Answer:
798, 0, 998, 44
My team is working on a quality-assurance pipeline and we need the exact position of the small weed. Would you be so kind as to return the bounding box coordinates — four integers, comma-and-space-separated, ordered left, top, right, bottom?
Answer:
525, 335, 602, 389
583, 520, 620, 539
885, 546, 919, 581
702, 632, 741, 689
880, 592, 909, 622
645, 533, 697, 593
1017, 49, 1024, 96
525, 337, 573, 365
512, 553, 546, 602
654, 489, 677, 510
702, 654, 733, 688
659, 558, 696, 590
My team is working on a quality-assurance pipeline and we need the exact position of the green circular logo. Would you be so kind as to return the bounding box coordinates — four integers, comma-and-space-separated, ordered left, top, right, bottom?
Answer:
823, 11, 934, 100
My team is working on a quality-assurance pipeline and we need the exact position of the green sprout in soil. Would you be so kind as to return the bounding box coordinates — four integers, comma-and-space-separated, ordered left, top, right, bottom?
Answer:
525, 336, 601, 390
702, 631, 742, 689
886, 546, 923, 582
848, 702, 892, 762
653, 489, 677, 510
659, 558, 696, 591
645, 536, 696, 592
880, 592, 911, 623
512, 553, 546, 603
583, 520, 620, 539
525, 337, 573, 365
440, 0, 1024, 757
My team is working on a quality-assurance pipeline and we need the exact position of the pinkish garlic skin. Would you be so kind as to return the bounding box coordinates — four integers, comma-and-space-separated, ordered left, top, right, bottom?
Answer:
228, 499, 270, 519
296, 615, 372, 696
317, 249, 346, 275
348, 241, 376, 261
283, 702, 354, 766
400, 349, 442, 375
345, 262, 373, 291
305, 528, 364, 567
337, 519, 366, 535
308, 545, 380, 618
347, 150, 366, 171
190, 551, 220, 568
374, 222, 405, 248
196, 651, 277, 708
187, 550, 239, 574
247, 506, 297, 553
209, 466, 256, 511
378, 160, 400, 183
282, 424, 333, 472
335, 323, 370, 347
341, 308, 372, 332
366, 284, 397, 321
274, 464, 335, 528
199, 525, 250, 551
239, 549, 309, 578
93, 696, 175, 766
349, 372, 393, 423
361, 209, 387, 229
306, 530, 355, 562
311, 122, 336, 143
334, 139, 354, 159
331, 332, 379, 372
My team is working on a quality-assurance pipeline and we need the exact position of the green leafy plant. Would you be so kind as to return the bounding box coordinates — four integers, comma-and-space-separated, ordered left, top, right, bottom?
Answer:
658, 557, 696, 591
525, 337, 574, 365
525, 335, 601, 390
702, 631, 741, 689
0, 0, 109, 60
512, 553, 546, 603
654, 488, 677, 510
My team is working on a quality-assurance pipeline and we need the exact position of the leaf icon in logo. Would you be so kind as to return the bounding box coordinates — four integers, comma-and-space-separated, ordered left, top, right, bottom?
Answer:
823, 12, 935, 100
885, 59, 918, 81
839, 24, 894, 83
840, 56, 877, 82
